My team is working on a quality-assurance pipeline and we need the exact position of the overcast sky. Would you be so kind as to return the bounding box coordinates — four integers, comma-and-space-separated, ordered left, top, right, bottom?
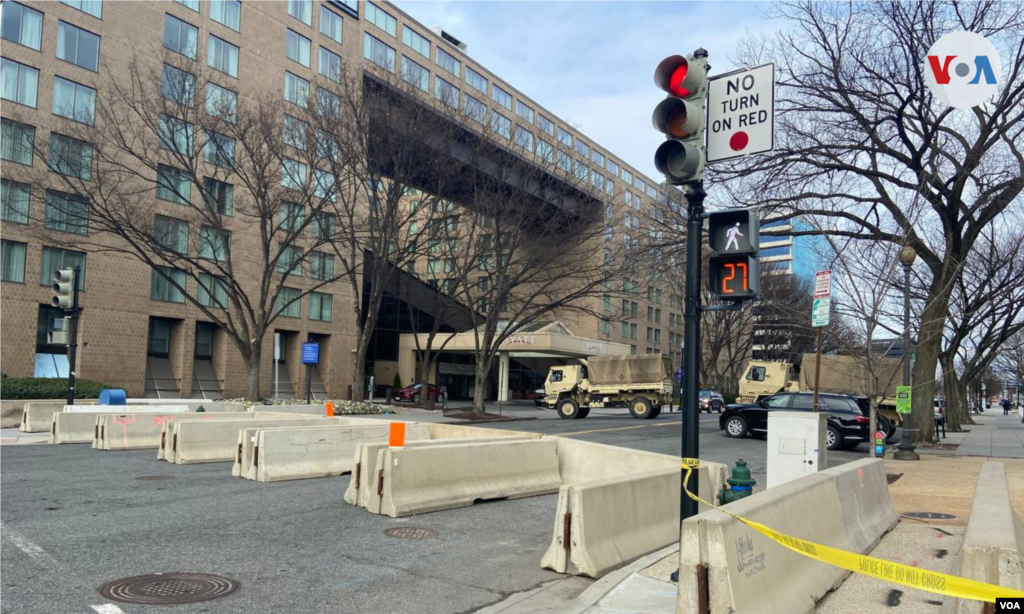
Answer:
397, 1, 779, 180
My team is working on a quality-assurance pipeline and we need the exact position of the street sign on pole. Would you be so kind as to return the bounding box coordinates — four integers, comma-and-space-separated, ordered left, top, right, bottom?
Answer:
707, 63, 775, 163
896, 386, 912, 414
813, 269, 833, 299
811, 297, 831, 327
301, 342, 320, 365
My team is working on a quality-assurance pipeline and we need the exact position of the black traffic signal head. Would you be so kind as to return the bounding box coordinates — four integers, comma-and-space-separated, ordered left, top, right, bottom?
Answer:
52, 269, 75, 309
707, 209, 760, 255
653, 53, 709, 186
654, 55, 707, 98
709, 255, 760, 300
707, 209, 760, 302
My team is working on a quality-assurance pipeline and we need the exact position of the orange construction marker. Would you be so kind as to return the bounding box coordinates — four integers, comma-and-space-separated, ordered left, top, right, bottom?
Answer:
389, 422, 406, 449
325, 401, 335, 417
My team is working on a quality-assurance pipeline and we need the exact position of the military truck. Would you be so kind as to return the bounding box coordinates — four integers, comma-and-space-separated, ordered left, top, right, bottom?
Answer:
737, 354, 903, 439
543, 354, 674, 420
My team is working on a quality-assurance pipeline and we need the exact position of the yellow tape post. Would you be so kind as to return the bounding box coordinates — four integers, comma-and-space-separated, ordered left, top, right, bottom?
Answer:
681, 465, 1024, 604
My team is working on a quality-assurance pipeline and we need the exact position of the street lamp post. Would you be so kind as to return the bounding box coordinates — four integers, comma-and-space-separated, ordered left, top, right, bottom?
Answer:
894, 246, 920, 461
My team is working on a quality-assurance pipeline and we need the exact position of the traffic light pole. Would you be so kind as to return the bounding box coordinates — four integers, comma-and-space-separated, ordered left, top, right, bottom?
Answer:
681, 181, 706, 523
66, 266, 82, 406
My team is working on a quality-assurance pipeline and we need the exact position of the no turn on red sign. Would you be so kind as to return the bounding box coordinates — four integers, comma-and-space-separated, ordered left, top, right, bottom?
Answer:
707, 63, 775, 163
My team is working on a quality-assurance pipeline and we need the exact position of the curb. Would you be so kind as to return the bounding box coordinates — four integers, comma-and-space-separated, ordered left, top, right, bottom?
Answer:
556, 543, 679, 614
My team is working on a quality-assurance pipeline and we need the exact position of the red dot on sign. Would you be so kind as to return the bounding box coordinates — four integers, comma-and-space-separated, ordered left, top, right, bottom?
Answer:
730, 131, 749, 151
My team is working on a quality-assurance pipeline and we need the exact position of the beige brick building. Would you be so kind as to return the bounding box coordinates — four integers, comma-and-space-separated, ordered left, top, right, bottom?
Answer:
0, 0, 682, 400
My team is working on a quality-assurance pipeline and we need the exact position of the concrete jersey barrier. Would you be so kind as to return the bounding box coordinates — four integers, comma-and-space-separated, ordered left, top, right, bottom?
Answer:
155, 412, 315, 460
95, 412, 266, 451
168, 417, 339, 464
63, 404, 190, 413
676, 458, 896, 614
541, 463, 727, 578
21, 402, 67, 432
551, 437, 678, 485
124, 399, 247, 412
378, 439, 562, 517
942, 461, 1024, 614
246, 424, 431, 483
344, 436, 537, 512
50, 411, 180, 444
246, 404, 327, 416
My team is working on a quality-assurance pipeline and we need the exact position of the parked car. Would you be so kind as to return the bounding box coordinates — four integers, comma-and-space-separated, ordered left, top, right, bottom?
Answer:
393, 383, 444, 403
699, 390, 725, 413
718, 391, 887, 451
534, 388, 549, 408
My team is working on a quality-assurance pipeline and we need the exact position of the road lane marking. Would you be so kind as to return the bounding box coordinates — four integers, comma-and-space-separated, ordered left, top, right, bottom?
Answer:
557, 417, 719, 437
2, 524, 59, 567
91, 605, 126, 614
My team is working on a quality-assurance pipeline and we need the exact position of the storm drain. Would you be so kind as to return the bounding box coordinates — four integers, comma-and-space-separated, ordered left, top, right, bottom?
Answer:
136, 475, 176, 481
903, 512, 956, 520
384, 527, 437, 539
97, 573, 239, 605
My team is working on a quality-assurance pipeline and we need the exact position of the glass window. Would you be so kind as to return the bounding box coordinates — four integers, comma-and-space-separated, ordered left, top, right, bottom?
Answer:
591, 171, 604, 191
310, 251, 334, 280
435, 47, 461, 78
634, 177, 645, 192
1, 240, 27, 283
363, 32, 395, 72
52, 77, 96, 125
647, 185, 657, 198
514, 126, 534, 152
175, 0, 199, 11
621, 168, 633, 184
608, 159, 619, 174
402, 27, 430, 58
313, 169, 335, 201
1, 119, 35, 165
147, 318, 172, 355
286, 29, 311, 67
557, 149, 571, 172
277, 244, 303, 276
283, 115, 308, 150
466, 67, 487, 94
515, 100, 534, 124
197, 274, 228, 308
199, 226, 229, 261
309, 292, 332, 321
402, 56, 429, 92
151, 267, 186, 303
317, 87, 340, 117
279, 201, 304, 231
1, 58, 39, 107
208, 35, 239, 77
281, 158, 307, 189
312, 211, 336, 239
365, 3, 396, 37
491, 84, 512, 110
161, 64, 196, 106
537, 139, 553, 163
315, 128, 339, 161
490, 112, 511, 139
275, 286, 301, 317
55, 22, 100, 72
163, 14, 198, 59
574, 160, 588, 182
592, 150, 605, 167
2, 2, 43, 50
575, 139, 590, 157
156, 165, 190, 204
40, 247, 86, 289
318, 46, 342, 82
284, 71, 310, 107
320, 6, 343, 43
205, 82, 237, 122
203, 177, 233, 215
62, 0, 102, 18
556, 127, 573, 147
154, 215, 189, 254
538, 115, 554, 137
203, 130, 235, 167
434, 75, 459, 109
210, 0, 241, 31
1, 180, 30, 224
760, 245, 792, 258
287, 0, 312, 25
49, 133, 93, 180
464, 95, 486, 124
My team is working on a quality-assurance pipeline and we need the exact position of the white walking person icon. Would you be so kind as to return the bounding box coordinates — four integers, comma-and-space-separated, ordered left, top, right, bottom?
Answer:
725, 222, 744, 251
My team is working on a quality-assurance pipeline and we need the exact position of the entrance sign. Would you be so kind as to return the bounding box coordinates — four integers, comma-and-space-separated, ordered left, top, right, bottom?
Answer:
896, 386, 912, 414
301, 342, 320, 365
811, 297, 831, 327
707, 63, 775, 162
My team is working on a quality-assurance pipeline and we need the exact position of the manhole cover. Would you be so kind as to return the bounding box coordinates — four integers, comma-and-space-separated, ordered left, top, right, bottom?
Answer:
886, 473, 903, 484
136, 476, 176, 481
904, 512, 956, 520
97, 573, 239, 605
384, 527, 437, 539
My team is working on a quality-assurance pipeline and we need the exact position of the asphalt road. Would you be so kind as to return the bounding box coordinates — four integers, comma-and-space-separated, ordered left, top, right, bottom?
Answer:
0, 408, 868, 614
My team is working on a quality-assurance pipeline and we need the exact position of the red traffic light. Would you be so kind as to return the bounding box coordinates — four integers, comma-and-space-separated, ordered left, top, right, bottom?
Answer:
655, 55, 706, 98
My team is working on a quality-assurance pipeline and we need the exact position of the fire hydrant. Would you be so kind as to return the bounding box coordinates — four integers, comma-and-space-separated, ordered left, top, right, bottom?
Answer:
718, 459, 756, 505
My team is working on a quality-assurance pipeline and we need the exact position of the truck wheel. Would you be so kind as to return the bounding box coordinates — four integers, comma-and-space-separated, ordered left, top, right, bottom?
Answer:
578, 407, 590, 419
629, 397, 653, 419
724, 416, 748, 438
557, 399, 580, 420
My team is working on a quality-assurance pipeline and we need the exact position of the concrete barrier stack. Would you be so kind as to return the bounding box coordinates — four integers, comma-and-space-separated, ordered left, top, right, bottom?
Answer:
163, 417, 344, 464
50, 407, 189, 444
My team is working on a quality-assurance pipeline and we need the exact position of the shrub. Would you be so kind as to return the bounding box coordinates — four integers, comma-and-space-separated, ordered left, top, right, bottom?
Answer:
0, 377, 112, 400
393, 373, 402, 390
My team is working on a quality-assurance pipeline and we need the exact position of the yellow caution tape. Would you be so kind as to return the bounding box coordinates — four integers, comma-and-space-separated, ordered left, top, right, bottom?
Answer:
681, 465, 1024, 603
680, 458, 700, 469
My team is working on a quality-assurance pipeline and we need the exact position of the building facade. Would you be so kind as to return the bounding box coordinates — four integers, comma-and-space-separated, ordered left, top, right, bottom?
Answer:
0, 0, 683, 399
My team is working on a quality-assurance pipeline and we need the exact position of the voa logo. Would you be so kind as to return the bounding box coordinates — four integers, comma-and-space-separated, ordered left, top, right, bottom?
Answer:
924, 31, 1001, 108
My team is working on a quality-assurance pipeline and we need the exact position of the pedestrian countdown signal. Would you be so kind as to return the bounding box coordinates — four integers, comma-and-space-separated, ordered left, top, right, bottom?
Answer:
707, 210, 760, 301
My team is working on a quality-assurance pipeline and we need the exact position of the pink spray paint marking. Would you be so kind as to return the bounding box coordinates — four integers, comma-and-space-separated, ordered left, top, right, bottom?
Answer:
112, 414, 137, 450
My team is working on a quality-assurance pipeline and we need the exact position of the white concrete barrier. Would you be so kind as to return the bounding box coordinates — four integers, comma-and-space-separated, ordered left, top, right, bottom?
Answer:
155, 412, 312, 460
95, 412, 262, 451
942, 462, 1024, 614
344, 436, 537, 512
550, 437, 678, 485
676, 458, 896, 614
52, 412, 188, 444
168, 417, 338, 464
64, 404, 189, 413
541, 463, 727, 578
424, 423, 542, 441
246, 404, 327, 416
21, 402, 66, 432
247, 424, 431, 483
124, 399, 247, 412
378, 439, 562, 517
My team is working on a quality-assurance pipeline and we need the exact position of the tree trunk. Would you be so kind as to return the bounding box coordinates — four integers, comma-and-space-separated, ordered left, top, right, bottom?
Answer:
939, 353, 962, 432
351, 343, 367, 401
472, 356, 492, 415
910, 280, 953, 443
243, 349, 261, 402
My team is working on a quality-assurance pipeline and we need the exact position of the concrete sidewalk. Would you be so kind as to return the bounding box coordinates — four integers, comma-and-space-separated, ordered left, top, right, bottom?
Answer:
953, 412, 1024, 458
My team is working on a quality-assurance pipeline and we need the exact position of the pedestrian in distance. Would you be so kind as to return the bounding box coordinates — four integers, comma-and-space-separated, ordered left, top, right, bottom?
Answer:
1004, 397, 1012, 416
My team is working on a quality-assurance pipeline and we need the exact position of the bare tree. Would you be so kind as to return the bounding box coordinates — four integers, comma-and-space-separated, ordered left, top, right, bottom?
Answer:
719, 1, 1024, 441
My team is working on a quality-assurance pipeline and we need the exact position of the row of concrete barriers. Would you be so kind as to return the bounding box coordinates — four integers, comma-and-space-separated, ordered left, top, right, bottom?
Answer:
22, 399, 249, 433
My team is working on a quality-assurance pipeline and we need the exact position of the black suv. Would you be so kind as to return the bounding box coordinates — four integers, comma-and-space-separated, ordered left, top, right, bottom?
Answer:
719, 392, 884, 451
699, 390, 725, 413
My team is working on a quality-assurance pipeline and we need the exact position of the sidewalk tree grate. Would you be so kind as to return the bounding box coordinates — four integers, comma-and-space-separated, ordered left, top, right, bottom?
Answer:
136, 475, 176, 481
903, 512, 956, 520
97, 573, 239, 605
384, 527, 437, 539
885, 473, 903, 484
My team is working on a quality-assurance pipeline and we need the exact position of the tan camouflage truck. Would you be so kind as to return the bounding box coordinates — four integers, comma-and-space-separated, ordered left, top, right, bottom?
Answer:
543, 354, 674, 420
737, 354, 902, 439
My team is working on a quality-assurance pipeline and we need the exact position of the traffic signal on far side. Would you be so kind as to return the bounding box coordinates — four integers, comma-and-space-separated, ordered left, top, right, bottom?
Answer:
652, 50, 709, 185
52, 269, 75, 309
707, 210, 760, 301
